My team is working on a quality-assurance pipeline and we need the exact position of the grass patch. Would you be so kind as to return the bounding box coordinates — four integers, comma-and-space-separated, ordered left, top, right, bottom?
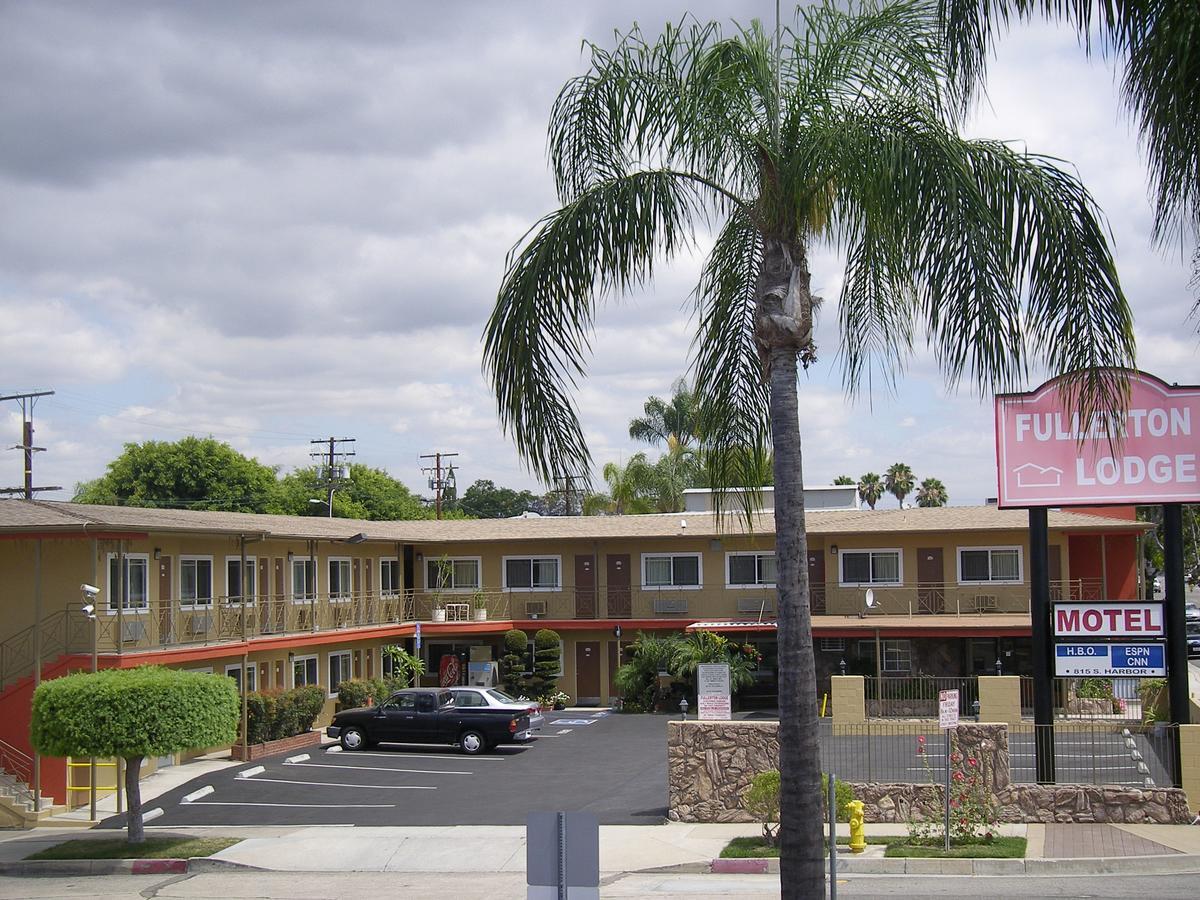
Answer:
720, 835, 891, 858
26, 836, 241, 861
884, 837, 1026, 859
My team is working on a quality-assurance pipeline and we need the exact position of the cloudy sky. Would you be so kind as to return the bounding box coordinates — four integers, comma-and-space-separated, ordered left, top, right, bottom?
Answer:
1, 1, 1195, 507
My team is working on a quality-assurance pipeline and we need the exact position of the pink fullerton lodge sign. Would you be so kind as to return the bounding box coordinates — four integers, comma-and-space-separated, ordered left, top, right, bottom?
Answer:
995, 370, 1200, 507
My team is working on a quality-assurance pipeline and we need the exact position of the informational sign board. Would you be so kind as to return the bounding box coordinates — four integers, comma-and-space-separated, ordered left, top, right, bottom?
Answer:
1053, 602, 1164, 638
994, 371, 1200, 507
697, 663, 731, 720
938, 689, 959, 729
1054, 642, 1166, 677
414, 622, 422, 651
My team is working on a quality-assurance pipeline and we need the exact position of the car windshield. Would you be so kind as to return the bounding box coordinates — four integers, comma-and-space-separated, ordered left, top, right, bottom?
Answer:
487, 689, 519, 704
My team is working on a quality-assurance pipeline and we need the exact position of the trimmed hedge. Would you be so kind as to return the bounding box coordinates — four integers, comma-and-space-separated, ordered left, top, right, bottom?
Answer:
32, 666, 239, 758
334, 678, 412, 711
243, 685, 325, 743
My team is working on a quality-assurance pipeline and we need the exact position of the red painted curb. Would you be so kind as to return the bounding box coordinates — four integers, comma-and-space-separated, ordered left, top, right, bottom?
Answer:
131, 859, 188, 875
711, 858, 769, 874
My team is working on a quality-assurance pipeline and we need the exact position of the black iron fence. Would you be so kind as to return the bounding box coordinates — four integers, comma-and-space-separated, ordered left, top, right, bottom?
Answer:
864, 676, 979, 718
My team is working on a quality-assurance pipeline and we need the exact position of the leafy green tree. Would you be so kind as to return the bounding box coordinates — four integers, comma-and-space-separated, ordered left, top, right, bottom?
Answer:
629, 378, 700, 449
916, 477, 949, 507
1139, 505, 1200, 588
613, 632, 682, 711
481, 3, 1133, 891
669, 630, 755, 699
833, 475, 856, 486
940, 1, 1200, 310
31, 667, 238, 843
73, 437, 280, 512
885, 462, 916, 508
275, 464, 431, 520
857, 473, 885, 510
584, 454, 658, 515
458, 479, 539, 518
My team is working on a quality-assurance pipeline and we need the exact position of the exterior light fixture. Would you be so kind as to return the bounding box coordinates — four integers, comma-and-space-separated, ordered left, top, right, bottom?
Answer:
830, 544, 838, 555
679, 697, 689, 720
838, 658, 847, 676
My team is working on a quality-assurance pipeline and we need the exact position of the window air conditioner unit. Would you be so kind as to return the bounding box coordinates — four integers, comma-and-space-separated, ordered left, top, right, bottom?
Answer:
525, 599, 548, 618
737, 597, 775, 615
187, 614, 212, 635
121, 621, 147, 643
653, 597, 688, 614
973, 594, 998, 613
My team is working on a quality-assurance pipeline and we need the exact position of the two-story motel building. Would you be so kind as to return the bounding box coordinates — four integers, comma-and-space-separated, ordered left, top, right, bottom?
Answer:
0, 497, 1147, 807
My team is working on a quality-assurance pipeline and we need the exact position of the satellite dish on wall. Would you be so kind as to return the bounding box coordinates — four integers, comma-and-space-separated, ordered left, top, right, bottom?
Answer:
865, 589, 876, 608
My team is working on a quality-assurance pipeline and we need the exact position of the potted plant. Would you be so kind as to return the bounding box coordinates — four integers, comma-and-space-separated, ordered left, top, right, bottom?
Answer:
431, 601, 447, 623
472, 590, 488, 621
545, 690, 570, 711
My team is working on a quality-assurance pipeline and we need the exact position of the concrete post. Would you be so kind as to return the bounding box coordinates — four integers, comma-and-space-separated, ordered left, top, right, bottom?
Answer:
831, 675, 865, 725
978, 676, 1023, 727
1178, 724, 1200, 804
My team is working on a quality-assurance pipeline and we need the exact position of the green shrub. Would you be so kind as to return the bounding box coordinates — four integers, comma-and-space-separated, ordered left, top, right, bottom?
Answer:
291, 684, 325, 733
335, 679, 387, 711
530, 628, 562, 697
1139, 678, 1169, 724
245, 685, 327, 742
502, 629, 529, 695
381, 645, 425, 688
743, 770, 781, 846
244, 692, 276, 745
1076, 677, 1115, 700
613, 632, 681, 711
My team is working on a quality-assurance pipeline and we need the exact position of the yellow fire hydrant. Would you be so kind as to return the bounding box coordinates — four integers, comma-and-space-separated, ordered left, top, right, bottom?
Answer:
848, 800, 866, 854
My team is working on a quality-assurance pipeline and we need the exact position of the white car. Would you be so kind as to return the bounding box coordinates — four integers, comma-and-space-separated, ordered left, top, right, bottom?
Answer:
447, 687, 545, 740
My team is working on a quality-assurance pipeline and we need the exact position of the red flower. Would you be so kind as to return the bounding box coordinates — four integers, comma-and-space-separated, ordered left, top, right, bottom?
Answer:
917, 735, 926, 744
967, 758, 978, 767
916, 745, 925, 755
952, 772, 966, 782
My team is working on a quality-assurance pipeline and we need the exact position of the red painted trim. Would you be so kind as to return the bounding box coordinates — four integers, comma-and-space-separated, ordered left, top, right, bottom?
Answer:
0, 531, 148, 541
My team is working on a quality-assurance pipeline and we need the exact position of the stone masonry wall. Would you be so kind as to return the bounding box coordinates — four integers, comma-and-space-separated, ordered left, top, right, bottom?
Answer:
667, 721, 1192, 825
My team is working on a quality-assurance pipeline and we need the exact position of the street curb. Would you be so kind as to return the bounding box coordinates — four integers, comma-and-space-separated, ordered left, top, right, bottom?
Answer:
707, 853, 1200, 877
0, 858, 188, 877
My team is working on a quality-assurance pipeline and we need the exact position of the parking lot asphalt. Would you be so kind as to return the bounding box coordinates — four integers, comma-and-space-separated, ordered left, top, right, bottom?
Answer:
101, 711, 671, 829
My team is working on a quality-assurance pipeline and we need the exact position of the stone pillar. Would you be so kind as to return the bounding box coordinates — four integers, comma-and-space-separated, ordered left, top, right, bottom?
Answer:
831, 675, 865, 725
1179, 724, 1200, 811
978, 675, 1022, 726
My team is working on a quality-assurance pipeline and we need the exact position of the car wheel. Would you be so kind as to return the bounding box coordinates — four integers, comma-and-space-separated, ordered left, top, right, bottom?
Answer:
340, 726, 367, 751
459, 729, 487, 755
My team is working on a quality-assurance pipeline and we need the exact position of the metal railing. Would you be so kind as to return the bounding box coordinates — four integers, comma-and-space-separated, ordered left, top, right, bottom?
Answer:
0, 738, 36, 807
820, 579, 1098, 617
819, 720, 950, 783
865, 676, 980, 718
1009, 724, 1177, 787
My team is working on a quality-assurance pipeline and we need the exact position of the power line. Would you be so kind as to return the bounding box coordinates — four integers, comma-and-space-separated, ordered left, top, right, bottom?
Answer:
420, 451, 458, 520
552, 473, 585, 516
310, 437, 356, 518
0, 390, 61, 498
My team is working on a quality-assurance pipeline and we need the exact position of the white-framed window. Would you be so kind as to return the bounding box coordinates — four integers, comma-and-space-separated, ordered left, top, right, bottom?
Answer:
957, 546, 1022, 584
292, 654, 319, 687
641, 552, 702, 590
179, 555, 214, 607
224, 662, 258, 693
380, 558, 401, 597
425, 556, 481, 592
881, 639, 912, 674
328, 557, 352, 601
327, 650, 352, 697
526, 638, 564, 677
502, 555, 561, 591
291, 556, 317, 603
838, 549, 902, 586
225, 556, 256, 605
726, 552, 776, 588
106, 553, 150, 612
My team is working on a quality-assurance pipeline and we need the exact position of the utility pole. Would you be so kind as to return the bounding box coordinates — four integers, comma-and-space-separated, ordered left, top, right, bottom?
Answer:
420, 452, 458, 519
553, 473, 584, 516
310, 437, 355, 518
0, 390, 61, 498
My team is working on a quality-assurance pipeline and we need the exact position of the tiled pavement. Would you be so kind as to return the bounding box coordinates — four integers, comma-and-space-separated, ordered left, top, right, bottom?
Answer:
1043, 823, 1180, 858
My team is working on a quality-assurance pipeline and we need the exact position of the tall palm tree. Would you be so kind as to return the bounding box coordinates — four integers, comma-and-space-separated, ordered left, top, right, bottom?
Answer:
857, 473, 885, 510
586, 454, 657, 515
916, 476, 950, 507
483, 3, 1133, 893
629, 378, 700, 450
939, 1, 1200, 312
885, 462, 916, 508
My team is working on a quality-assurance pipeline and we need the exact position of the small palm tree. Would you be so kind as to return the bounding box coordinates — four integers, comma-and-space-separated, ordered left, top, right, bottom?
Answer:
629, 378, 700, 450
588, 455, 657, 515
885, 463, 916, 508
833, 475, 856, 486
858, 473, 885, 510
916, 477, 949, 507
483, 4, 1133, 892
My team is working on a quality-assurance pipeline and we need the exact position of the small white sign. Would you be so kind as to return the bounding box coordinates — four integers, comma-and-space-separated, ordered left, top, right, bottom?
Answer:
697, 663, 731, 720
938, 689, 959, 729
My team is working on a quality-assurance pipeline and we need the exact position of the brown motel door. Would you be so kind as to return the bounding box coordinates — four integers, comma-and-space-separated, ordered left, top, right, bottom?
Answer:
807, 550, 826, 614
576, 641, 601, 704
575, 555, 596, 618
607, 554, 631, 618
917, 547, 944, 613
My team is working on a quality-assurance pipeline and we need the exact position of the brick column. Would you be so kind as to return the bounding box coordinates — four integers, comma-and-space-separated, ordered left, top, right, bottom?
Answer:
831, 675, 865, 724
978, 675, 1022, 726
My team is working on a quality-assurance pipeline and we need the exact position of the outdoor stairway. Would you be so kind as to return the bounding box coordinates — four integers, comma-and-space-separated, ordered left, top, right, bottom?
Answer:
0, 759, 66, 828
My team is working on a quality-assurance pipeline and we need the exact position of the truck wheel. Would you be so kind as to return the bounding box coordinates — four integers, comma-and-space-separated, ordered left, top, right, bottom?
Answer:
459, 729, 487, 755
340, 726, 367, 751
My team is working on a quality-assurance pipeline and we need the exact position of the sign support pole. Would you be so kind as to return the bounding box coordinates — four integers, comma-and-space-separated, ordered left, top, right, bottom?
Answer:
1163, 503, 1189, 786
1028, 507, 1055, 784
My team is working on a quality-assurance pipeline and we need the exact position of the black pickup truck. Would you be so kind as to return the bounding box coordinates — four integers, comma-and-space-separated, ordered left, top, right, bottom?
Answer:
326, 688, 530, 755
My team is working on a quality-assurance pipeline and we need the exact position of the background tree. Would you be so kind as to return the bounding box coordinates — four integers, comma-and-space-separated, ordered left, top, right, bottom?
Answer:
457, 479, 539, 518
857, 473, 884, 510
584, 454, 658, 515
31, 667, 238, 843
482, 3, 1133, 891
833, 475, 856, 486
885, 462, 916, 508
916, 477, 949, 507
612, 632, 681, 712
73, 437, 280, 512
629, 378, 700, 449
940, 1, 1200, 311
1139, 505, 1200, 589
275, 463, 431, 519
669, 630, 755, 702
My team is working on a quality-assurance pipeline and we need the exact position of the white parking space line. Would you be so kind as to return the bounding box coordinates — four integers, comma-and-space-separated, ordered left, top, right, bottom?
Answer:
181, 785, 214, 804
329, 751, 506, 762
237, 765, 265, 779
285, 761, 472, 776
247, 776, 436, 790
188, 800, 396, 809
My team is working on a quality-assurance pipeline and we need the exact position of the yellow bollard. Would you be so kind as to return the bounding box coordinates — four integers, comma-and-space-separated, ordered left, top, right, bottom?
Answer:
848, 800, 866, 854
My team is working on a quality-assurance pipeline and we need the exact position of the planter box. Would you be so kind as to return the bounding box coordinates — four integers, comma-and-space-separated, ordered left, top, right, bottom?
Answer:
432, 610, 447, 623
231, 729, 322, 761
473, 609, 488, 621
